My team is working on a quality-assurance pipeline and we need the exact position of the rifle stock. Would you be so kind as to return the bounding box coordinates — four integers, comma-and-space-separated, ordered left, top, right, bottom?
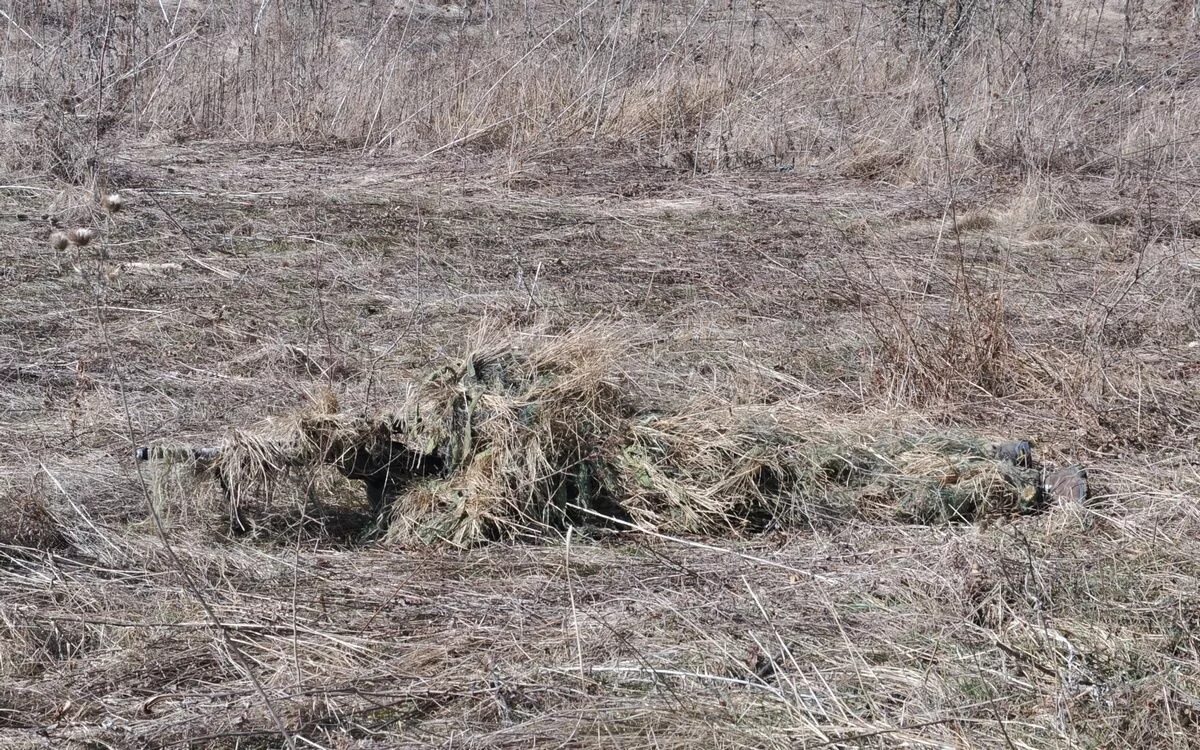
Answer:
135, 439, 444, 519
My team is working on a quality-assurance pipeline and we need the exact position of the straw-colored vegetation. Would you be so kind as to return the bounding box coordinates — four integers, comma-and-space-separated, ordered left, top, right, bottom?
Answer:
1, 0, 1198, 748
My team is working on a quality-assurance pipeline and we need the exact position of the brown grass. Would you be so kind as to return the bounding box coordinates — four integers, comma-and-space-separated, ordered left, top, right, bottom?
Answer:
1, 0, 1199, 747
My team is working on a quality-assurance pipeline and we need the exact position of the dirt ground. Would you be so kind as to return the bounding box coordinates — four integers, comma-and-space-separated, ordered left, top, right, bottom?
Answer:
1, 137, 1199, 748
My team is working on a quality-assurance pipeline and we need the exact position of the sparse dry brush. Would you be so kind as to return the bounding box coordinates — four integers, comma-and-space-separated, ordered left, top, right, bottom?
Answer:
1, 0, 1199, 748
4, 0, 1199, 183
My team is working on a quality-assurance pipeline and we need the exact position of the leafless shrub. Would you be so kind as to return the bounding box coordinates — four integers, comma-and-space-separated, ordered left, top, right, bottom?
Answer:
871, 284, 1031, 403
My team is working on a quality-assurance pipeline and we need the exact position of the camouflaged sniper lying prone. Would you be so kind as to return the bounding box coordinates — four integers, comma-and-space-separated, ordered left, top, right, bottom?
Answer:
134, 430, 1088, 535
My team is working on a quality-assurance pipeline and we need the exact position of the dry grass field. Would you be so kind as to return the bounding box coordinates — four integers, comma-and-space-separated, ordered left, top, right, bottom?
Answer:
2, 0, 1199, 747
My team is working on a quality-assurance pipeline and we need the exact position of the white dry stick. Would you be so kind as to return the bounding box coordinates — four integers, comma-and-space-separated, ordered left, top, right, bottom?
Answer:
567, 503, 837, 583
254, 0, 272, 34
565, 526, 586, 680
574, 665, 789, 700
0, 9, 44, 50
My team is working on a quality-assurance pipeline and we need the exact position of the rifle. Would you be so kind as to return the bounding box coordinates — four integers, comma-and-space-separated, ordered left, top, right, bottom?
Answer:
135, 438, 444, 518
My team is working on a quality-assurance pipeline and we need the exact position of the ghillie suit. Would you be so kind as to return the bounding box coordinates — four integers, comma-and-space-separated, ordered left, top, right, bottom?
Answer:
138, 331, 1086, 545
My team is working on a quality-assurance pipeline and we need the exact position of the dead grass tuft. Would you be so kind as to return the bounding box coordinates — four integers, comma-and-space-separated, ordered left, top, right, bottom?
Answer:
872, 285, 1032, 405
0, 477, 68, 552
